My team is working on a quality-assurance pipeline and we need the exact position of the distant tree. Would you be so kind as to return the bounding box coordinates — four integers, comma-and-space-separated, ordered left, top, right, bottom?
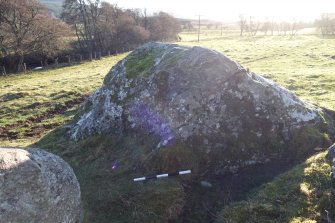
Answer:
147, 12, 181, 41
62, 2, 180, 54
33, 18, 71, 66
62, 0, 97, 53
270, 20, 276, 35
180, 20, 193, 31
0, 0, 69, 71
247, 16, 260, 36
261, 18, 271, 35
239, 15, 247, 36
289, 21, 300, 37
125, 8, 143, 26
316, 13, 335, 37
115, 14, 149, 50
278, 22, 290, 35
97, 2, 118, 52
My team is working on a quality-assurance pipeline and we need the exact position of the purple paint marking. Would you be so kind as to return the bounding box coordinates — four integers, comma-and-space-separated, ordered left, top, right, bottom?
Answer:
129, 102, 175, 146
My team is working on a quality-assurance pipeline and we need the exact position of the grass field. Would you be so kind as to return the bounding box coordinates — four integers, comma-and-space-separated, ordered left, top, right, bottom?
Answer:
0, 54, 127, 146
1, 32, 335, 222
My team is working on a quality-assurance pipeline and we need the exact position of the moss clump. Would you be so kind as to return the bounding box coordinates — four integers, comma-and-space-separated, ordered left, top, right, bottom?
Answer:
289, 124, 331, 158
124, 46, 165, 79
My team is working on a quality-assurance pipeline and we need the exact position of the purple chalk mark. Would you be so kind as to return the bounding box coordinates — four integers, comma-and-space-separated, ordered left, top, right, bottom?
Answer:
129, 102, 175, 146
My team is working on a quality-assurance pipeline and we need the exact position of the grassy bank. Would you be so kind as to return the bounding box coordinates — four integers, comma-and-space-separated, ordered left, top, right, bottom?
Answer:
0, 54, 127, 146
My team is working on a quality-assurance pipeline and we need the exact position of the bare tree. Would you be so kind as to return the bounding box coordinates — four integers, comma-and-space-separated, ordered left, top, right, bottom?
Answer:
261, 18, 270, 35
278, 22, 290, 36
316, 13, 335, 37
245, 16, 260, 36
115, 14, 149, 50
62, 2, 180, 54
239, 15, 247, 36
270, 19, 276, 35
0, 0, 44, 71
62, 0, 95, 53
147, 12, 181, 41
0, 0, 69, 72
289, 21, 299, 37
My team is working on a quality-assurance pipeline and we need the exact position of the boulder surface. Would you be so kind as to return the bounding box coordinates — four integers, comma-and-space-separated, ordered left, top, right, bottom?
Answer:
0, 147, 81, 223
71, 42, 331, 173
328, 143, 335, 180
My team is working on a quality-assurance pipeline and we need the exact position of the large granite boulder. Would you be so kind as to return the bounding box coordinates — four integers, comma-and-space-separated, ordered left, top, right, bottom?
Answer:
0, 147, 81, 223
70, 42, 332, 174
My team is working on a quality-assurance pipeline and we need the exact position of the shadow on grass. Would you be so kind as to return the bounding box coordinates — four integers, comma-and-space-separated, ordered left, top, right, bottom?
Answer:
216, 152, 334, 223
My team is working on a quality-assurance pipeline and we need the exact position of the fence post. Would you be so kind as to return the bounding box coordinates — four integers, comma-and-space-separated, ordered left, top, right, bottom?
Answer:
79, 54, 83, 62
89, 52, 93, 61
23, 63, 27, 73
67, 55, 71, 64
55, 57, 59, 67
98, 51, 101, 59
108, 50, 110, 56
1, 66, 6, 76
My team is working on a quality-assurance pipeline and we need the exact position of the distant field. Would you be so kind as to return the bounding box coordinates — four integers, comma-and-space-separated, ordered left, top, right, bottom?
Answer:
1, 33, 334, 146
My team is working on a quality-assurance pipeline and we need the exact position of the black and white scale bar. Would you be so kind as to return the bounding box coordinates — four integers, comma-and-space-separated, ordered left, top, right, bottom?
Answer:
133, 170, 191, 182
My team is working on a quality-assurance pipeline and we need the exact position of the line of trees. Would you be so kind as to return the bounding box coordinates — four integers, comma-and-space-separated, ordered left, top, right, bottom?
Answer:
62, 0, 180, 54
238, 15, 312, 37
316, 13, 335, 37
0, 0, 181, 73
238, 14, 335, 37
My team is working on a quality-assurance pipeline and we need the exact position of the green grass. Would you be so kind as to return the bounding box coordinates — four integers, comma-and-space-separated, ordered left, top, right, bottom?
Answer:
35, 128, 187, 223
0, 54, 127, 146
216, 152, 334, 223
1, 33, 335, 222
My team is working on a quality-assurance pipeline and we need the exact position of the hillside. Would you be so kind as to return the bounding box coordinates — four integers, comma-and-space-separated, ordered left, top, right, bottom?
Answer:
1, 34, 335, 222
40, 0, 64, 17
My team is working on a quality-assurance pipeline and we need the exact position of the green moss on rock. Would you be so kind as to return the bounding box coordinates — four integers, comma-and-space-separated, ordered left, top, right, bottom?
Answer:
124, 46, 165, 79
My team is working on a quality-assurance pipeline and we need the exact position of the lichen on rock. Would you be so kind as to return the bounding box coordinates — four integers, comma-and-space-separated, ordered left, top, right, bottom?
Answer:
70, 42, 333, 173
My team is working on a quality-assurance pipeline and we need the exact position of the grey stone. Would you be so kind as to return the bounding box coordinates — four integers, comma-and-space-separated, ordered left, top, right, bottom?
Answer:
0, 147, 81, 223
70, 42, 331, 173
328, 143, 335, 161
327, 143, 335, 179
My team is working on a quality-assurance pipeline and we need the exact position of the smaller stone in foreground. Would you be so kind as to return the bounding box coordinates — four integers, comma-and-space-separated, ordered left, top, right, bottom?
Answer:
0, 147, 81, 223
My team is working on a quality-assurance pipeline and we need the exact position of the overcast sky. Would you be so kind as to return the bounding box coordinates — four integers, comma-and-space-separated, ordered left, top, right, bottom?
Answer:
105, 0, 335, 22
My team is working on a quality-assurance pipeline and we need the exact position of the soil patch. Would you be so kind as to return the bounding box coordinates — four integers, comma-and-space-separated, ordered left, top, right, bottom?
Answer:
0, 94, 88, 140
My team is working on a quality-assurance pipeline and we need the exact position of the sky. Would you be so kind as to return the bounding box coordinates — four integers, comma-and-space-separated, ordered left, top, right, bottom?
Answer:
106, 0, 335, 22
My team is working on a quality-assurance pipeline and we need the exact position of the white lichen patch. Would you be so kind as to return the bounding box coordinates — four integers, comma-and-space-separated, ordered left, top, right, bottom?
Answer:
253, 74, 319, 123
